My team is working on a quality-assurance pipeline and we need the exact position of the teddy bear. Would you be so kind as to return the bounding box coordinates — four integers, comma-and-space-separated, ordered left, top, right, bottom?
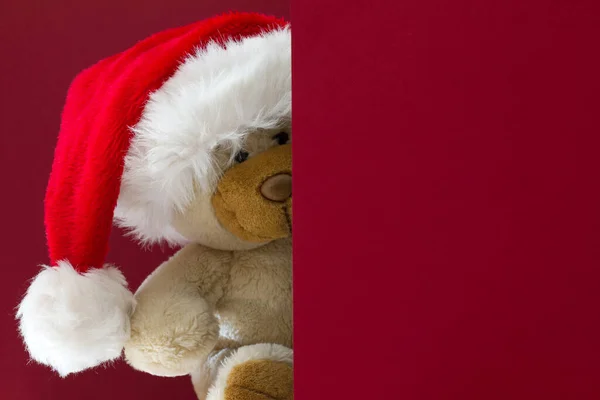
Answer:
122, 141, 292, 399
15, 12, 293, 400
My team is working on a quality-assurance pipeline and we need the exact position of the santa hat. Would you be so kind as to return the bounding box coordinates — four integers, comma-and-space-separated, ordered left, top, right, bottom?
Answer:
16, 12, 290, 377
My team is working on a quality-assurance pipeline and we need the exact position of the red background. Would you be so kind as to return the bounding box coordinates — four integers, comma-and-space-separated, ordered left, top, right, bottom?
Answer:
294, 0, 600, 399
2, 0, 600, 399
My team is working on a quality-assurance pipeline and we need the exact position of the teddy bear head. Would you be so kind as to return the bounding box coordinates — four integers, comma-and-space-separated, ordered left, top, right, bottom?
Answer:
114, 25, 292, 252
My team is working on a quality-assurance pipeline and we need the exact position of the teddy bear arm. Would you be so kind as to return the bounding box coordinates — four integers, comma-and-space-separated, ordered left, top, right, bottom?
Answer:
124, 244, 233, 377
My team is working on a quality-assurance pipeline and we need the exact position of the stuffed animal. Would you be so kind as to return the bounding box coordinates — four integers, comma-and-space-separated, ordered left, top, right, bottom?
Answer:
16, 12, 292, 400
124, 142, 292, 399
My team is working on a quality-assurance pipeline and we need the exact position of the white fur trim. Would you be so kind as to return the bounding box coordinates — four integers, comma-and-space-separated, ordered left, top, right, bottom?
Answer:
115, 26, 291, 245
206, 343, 293, 400
16, 261, 135, 377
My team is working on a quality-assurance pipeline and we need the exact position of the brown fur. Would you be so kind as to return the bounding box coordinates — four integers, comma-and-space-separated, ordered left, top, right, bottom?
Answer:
212, 144, 291, 243
225, 360, 293, 400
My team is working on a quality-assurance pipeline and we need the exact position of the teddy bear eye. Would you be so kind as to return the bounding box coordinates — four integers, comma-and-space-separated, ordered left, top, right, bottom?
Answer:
234, 150, 249, 163
273, 132, 289, 145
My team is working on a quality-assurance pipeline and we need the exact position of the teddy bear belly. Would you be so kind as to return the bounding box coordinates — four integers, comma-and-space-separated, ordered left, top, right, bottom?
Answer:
215, 260, 292, 349
213, 239, 292, 349
216, 299, 292, 349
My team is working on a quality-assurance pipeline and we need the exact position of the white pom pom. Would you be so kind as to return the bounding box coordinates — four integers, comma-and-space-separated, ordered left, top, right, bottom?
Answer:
16, 260, 135, 377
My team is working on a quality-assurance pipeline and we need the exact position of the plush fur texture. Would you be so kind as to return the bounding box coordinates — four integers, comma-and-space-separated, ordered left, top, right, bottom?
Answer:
205, 344, 293, 400
124, 239, 292, 375
124, 235, 292, 399
42, 13, 287, 272
211, 144, 292, 243
16, 261, 135, 377
121, 93, 294, 398
115, 27, 292, 246
123, 244, 229, 377
17, 13, 290, 378
170, 130, 292, 252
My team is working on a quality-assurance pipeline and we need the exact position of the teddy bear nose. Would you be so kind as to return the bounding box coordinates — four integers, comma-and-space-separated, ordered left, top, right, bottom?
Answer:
260, 173, 292, 202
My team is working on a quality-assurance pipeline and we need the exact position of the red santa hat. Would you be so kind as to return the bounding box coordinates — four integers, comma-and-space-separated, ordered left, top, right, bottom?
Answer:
16, 12, 290, 377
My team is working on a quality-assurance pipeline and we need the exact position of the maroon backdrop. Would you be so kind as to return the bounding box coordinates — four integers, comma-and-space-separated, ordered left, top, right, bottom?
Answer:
294, 0, 600, 399
0, 1, 288, 399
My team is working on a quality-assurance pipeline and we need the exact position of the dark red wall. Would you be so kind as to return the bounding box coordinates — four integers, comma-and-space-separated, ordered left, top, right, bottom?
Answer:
293, 0, 600, 399
0, 1, 288, 399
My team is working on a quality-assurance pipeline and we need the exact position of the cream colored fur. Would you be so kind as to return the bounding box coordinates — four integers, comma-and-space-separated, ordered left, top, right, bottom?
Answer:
118, 25, 293, 400
124, 239, 292, 399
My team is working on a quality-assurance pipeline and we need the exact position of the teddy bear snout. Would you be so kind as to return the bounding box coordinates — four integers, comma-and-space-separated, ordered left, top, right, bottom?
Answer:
261, 173, 292, 202
210, 144, 292, 244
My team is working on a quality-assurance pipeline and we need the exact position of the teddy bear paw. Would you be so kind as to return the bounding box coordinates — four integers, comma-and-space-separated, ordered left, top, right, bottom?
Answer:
205, 344, 293, 400
124, 294, 220, 377
224, 359, 293, 400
